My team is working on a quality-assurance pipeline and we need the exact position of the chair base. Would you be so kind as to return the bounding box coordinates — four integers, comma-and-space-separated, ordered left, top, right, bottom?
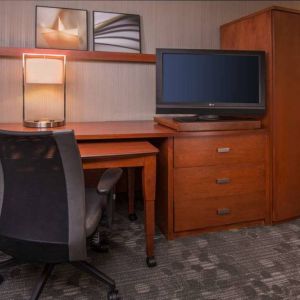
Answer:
0, 258, 119, 300
90, 230, 110, 253
72, 261, 119, 300
0, 257, 18, 286
0, 258, 19, 269
30, 264, 54, 300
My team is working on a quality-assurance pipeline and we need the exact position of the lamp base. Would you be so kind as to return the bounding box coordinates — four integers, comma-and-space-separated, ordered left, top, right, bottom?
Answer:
23, 119, 65, 128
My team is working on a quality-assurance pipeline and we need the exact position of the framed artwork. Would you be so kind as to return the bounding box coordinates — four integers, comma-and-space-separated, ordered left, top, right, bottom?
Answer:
36, 6, 88, 51
93, 11, 141, 53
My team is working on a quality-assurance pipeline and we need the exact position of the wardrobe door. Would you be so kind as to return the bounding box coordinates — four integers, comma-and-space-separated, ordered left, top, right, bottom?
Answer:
272, 11, 300, 221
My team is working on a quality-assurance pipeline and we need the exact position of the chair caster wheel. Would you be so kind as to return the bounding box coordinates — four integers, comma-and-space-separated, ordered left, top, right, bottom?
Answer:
90, 232, 109, 253
92, 242, 109, 253
107, 289, 120, 300
128, 213, 137, 221
146, 256, 157, 267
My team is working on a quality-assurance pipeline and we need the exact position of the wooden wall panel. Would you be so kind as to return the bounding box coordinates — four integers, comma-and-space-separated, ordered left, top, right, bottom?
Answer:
1, 1, 300, 122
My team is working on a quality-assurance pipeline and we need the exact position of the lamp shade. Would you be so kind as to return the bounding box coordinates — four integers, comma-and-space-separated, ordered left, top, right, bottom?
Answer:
25, 57, 64, 84
22, 53, 66, 128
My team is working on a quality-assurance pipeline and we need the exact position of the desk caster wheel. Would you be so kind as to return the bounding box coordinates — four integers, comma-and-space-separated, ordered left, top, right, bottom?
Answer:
146, 256, 157, 268
107, 289, 120, 300
128, 213, 137, 221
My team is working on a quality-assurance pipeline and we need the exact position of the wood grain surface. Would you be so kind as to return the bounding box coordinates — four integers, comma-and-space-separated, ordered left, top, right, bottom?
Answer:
0, 121, 176, 140
0, 47, 156, 63
154, 117, 261, 132
174, 132, 265, 168
221, 6, 300, 223
174, 192, 266, 232
79, 141, 158, 159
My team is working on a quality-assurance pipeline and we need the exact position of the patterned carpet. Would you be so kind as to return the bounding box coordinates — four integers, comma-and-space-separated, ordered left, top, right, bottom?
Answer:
1, 199, 300, 300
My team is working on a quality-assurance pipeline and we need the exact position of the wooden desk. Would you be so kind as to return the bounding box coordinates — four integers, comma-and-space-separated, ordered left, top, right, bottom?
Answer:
79, 141, 159, 267
0, 122, 170, 266
0, 121, 176, 140
0, 121, 269, 243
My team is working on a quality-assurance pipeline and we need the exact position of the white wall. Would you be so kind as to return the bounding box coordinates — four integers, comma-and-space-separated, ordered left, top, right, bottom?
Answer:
0, 1, 299, 122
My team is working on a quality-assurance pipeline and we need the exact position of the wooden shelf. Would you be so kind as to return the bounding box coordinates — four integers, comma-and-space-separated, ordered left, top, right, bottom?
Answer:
0, 47, 156, 64
154, 116, 262, 132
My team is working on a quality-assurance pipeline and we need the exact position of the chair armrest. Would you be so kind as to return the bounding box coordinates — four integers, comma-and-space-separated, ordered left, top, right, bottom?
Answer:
97, 168, 123, 195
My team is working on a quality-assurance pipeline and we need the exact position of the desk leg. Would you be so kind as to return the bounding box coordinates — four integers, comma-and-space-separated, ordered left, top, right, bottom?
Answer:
142, 155, 157, 267
128, 168, 137, 221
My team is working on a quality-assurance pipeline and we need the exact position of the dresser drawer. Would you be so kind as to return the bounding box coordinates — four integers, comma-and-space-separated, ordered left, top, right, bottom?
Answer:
174, 192, 266, 232
174, 133, 265, 168
174, 164, 265, 201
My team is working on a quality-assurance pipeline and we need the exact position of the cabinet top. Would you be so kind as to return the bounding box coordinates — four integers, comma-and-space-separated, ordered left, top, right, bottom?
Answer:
221, 6, 300, 28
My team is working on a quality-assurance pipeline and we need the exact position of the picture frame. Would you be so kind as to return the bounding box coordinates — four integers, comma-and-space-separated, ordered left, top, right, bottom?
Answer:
93, 11, 141, 53
35, 6, 88, 51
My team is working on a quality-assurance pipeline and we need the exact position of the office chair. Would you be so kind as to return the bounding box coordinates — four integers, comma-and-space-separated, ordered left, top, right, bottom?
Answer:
0, 130, 122, 300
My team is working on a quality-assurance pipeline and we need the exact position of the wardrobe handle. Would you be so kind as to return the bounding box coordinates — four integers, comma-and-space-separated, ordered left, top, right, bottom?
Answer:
216, 178, 230, 184
217, 147, 231, 153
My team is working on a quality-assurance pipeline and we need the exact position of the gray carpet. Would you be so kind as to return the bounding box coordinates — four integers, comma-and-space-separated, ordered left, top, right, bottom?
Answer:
1, 201, 300, 300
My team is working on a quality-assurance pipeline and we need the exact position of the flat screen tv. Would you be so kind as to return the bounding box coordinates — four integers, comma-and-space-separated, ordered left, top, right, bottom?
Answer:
156, 49, 266, 121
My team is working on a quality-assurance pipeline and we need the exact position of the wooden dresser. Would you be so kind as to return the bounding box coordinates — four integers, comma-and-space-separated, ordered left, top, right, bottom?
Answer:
156, 128, 269, 239
221, 6, 300, 223
174, 131, 267, 233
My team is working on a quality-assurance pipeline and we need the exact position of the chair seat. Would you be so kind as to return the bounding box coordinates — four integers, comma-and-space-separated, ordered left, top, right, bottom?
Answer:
85, 188, 106, 237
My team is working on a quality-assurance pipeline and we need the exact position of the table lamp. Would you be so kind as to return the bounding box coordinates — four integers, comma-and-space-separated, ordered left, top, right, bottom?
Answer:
22, 53, 66, 128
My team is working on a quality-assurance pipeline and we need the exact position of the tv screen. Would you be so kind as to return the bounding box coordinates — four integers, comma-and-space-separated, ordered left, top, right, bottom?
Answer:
156, 49, 266, 117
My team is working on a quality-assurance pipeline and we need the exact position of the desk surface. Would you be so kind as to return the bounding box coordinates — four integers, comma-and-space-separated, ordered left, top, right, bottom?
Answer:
0, 121, 176, 140
79, 141, 159, 159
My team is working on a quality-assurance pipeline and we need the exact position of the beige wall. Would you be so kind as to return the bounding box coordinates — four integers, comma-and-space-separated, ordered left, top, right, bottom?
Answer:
0, 0, 300, 122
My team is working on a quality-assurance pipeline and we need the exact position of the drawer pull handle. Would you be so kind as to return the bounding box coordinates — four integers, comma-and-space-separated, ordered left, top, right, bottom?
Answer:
217, 208, 231, 216
217, 147, 231, 153
216, 178, 230, 184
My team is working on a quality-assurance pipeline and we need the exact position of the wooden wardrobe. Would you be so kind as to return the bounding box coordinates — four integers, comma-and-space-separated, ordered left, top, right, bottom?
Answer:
221, 6, 300, 222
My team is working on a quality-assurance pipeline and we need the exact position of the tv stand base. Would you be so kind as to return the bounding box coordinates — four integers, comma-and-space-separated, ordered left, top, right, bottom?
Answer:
154, 116, 261, 132
173, 115, 220, 122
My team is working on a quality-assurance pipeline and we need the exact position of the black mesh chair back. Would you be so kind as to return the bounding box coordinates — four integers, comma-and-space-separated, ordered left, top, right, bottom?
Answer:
0, 130, 86, 263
